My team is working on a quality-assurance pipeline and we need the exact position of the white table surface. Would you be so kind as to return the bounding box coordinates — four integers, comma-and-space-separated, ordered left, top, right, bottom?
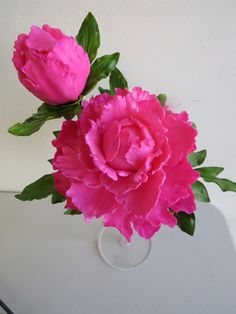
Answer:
0, 192, 236, 314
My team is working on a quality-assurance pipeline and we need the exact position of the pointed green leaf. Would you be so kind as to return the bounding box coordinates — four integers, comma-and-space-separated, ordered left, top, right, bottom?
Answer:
8, 105, 58, 136
82, 53, 120, 95
64, 209, 82, 215
203, 177, 236, 192
188, 150, 207, 167
192, 180, 210, 202
8, 102, 78, 136
15, 174, 55, 201
157, 94, 167, 106
192, 122, 197, 129
51, 190, 66, 204
175, 211, 195, 236
196, 167, 224, 178
109, 67, 128, 92
76, 12, 100, 62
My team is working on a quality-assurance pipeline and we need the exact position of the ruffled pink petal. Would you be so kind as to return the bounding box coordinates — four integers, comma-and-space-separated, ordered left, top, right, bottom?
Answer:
102, 121, 120, 162
42, 24, 66, 39
132, 216, 161, 239
131, 87, 154, 102
52, 120, 78, 149
81, 93, 112, 128
103, 208, 133, 242
53, 171, 70, 196
151, 139, 171, 173
53, 121, 94, 170
147, 199, 177, 227
107, 122, 138, 171
48, 37, 90, 76
53, 171, 77, 210
127, 101, 166, 150
21, 52, 81, 104
115, 88, 129, 97
99, 95, 128, 126
161, 159, 199, 204
116, 170, 165, 216
165, 159, 199, 186
125, 138, 154, 169
174, 110, 189, 122
26, 25, 56, 52
12, 34, 28, 70
163, 110, 197, 166
66, 182, 118, 220
85, 120, 118, 180
171, 187, 197, 214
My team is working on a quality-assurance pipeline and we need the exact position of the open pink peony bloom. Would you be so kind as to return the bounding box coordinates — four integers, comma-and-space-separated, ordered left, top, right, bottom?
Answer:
52, 88, 199, 241
12, 25, 90, 105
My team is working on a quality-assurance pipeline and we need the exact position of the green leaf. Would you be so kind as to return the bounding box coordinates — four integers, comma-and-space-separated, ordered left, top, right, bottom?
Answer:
175, 211, 195, 236
98, 87, 112, 94
202, 177, 236, 192
8, 102, 78, 136
64, 209, 82, 215
15, 174, 55, 201
196, 167, 224, 178
82, 53, 120, 95
192, 122, 197, 129
76, 12, 100, 62
188, 150, 207, 167
51, 190, 66, 204
109, 67, 128, 92
157, 94, 167, 106
192, 180, 210, 202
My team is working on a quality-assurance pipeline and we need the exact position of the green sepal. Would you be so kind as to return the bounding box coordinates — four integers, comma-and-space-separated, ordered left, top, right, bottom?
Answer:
75, 103, 83, 116
15, 174, 55, 201
109, 67, 128, 93
157, 94, 167, 106
51, 190, 66, 204
196, 167, 224, 178
82, 53, 120, 95
76, 12, 100, 63
8, 102, 79, 136
188, 150, 207, 167
53, 131, 60, 138
175, 211, 195, 236
64, 209, 82, 215
192, 122, 197, 129
98, 87, 112, 94
192, 180, 210, 202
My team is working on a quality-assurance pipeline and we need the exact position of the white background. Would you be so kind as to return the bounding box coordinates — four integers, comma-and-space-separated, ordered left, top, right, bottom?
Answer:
1, 0, 236, 241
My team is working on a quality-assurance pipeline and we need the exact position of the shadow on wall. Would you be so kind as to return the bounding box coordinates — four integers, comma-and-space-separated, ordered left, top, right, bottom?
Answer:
152, 201, 236, 313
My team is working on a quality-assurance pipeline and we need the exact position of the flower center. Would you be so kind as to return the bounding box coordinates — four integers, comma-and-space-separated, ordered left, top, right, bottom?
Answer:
102, 118, 154, 172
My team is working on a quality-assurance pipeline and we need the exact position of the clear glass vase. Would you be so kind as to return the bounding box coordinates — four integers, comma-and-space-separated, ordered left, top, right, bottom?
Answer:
98, 227, 152, 270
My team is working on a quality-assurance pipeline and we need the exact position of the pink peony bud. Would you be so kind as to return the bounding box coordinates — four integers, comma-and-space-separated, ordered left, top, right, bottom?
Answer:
12, 25, 90, 105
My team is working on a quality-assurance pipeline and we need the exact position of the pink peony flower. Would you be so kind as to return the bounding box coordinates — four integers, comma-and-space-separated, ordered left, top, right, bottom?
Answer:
52, 87, 199, 241
12, 25, 90, 105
